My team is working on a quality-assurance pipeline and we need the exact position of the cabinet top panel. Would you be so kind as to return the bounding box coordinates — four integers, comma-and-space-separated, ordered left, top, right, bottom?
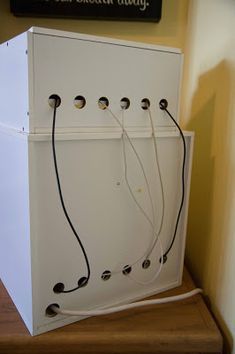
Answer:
28, 27, 182, 54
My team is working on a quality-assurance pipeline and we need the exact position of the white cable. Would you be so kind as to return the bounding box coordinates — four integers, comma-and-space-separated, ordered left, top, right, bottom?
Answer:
50, 104, 202, 319
105, 106, 162, 275
120, 109, 163, 283
121, 109, 155, 240
51, 288, 202, 317
106, 106, 156, 229
145, 108, 165, 259
121, 109, 155, 227
98, 104, 165, 279
106, 106, 165, 261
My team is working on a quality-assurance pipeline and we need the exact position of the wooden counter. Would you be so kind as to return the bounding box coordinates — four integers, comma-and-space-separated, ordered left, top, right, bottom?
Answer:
0, 268, 222, 354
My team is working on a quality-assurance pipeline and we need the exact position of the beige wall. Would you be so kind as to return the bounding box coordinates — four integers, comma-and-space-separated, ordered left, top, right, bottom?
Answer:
0, 0, 189, 47
182, 1, 235, 353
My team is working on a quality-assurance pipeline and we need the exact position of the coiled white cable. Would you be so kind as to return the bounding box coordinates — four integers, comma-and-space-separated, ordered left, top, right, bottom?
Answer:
51, 288, 202, 317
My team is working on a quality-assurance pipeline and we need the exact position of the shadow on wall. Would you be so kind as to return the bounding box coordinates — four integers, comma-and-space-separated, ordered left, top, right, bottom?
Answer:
185, 60, 233, 354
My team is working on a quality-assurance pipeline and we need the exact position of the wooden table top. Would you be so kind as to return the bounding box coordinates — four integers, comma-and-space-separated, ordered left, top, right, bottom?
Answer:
0, 268, 222, 354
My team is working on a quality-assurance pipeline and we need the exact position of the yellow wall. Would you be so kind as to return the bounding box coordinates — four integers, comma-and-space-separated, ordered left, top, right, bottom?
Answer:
0, 0, 189, 47
182, 1, 235, 352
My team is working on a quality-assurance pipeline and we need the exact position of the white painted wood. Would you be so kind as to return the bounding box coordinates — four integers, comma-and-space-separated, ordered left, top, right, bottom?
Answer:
0, 27, 183, 133
0, 28, 193, 336
0, 32, 29, 132
32, 33, 182, 133
28, 133, 193, 335
29, 27, 182, 54
0, 131, 33, 334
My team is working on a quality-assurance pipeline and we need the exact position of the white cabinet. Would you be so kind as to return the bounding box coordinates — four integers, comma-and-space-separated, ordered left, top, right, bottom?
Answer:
0, 27, 193, 335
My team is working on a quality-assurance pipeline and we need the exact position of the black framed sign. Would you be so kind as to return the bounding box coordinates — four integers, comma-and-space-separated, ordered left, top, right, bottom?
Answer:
10, 0, 162, 22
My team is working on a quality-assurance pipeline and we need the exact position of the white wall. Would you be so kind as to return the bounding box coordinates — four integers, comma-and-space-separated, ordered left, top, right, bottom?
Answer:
181, 1, 235, 352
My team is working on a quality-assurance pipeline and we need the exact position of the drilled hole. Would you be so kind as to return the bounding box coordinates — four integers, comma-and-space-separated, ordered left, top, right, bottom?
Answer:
101, 270, 111, 281
74, 95, 86, 109
141, 98, 150, 110
159, 254, 167, 264
98, 97, 109, 109
78, 276, 88, 288
120, 97, 130, 110
48, 94, 61, 108
142, 259, 151, 269
45, 303, 60, 317
53, 282, 65, 294
159, 99, 168, 110
122, 265, 132, 275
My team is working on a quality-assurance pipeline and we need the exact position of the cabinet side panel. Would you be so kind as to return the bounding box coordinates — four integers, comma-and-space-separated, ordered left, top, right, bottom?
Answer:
0, 131, 32, 333
0, 33, 29, 132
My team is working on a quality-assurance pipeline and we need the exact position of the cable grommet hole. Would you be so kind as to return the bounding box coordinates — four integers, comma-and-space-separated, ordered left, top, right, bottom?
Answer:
159, 254, 167, 264
53, 282, 65, 294
74, 95, 86, 109
101, 270, 112, 281
141, 98, 150, 110
120, 97, 130, 110
78, 276, 88, 288
122, 265, 132, 275
159, 99, 168, 110
98, 97, 109, 110
142, 259, 151, 269
45, 303, 60, 317
48, 94, 61, 108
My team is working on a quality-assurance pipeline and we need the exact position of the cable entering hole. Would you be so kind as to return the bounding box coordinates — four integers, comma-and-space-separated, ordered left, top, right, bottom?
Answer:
120, 97, 130, 110
48, 94, 61, 108
141, 98, 150, 110
101, 270, 112, 281
98, 97, 109, 109
142, 259, 151, 269
53, 282, 65, 294
78, 277, 88, 288
122, 265, 132, 275
74, 95, 86, 109
159, 99, 168, 110
159, 254, 167, 264
45, 304, 60, 317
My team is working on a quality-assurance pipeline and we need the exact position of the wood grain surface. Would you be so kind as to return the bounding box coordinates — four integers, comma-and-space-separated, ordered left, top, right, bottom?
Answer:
0, 268, 222, 354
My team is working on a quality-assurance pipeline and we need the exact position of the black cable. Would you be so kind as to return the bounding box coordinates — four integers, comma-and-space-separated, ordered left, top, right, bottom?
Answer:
52, 98, 91, 293
159, 100, 186, 263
